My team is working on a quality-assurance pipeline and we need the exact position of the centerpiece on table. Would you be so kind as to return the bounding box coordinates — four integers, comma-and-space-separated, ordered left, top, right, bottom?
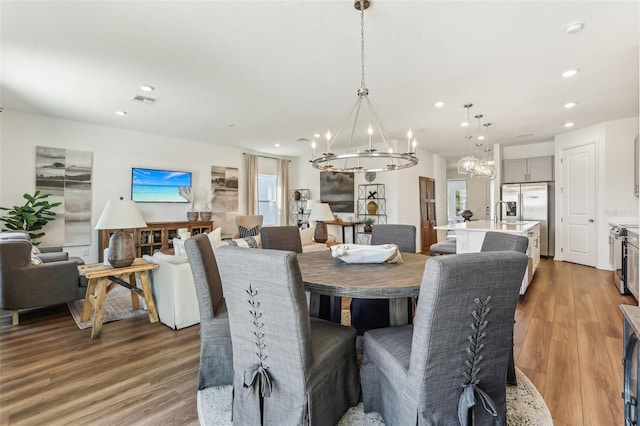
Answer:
330, 243, 402, 264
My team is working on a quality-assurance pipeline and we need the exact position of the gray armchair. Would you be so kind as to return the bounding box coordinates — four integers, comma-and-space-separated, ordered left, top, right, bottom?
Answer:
351, 224, 417, 335
0, 239, 86, 325
184, 234, 233, 389
260, 225, 303, 253
361, 251, 528, 425
215, 246, 361, 425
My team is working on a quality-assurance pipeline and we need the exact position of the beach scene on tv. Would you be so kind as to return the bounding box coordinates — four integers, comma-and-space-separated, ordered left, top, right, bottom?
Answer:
131, 168, 192, 203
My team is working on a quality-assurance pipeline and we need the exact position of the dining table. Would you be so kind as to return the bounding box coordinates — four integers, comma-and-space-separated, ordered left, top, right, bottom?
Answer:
296, 250, 429, 326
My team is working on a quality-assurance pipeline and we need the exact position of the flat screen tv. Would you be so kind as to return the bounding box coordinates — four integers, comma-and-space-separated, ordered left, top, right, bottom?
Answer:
131, 167, 192, 203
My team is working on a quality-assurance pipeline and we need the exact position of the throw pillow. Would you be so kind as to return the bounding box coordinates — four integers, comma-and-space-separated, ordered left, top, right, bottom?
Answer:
31, 255, 43, 265
227, 235, 261, 248
173, 238, 186, 256
31, 245, 41, 254
206, 227, 227, 250
238, 225, 260, 238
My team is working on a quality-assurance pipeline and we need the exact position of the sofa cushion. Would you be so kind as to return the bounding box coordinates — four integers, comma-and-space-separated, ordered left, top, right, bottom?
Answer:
206, 227, 227, 250
151, 251, 189, 264
300, 227, 315, 246
173, 238, 186, 255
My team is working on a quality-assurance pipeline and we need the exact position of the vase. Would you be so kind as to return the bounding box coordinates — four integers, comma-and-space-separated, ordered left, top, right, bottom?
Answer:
294, 190, 301, 201
367, 201, 377, 215
200, 211, 212, 222
363, 225, 372, 234
187, 210, 199, 221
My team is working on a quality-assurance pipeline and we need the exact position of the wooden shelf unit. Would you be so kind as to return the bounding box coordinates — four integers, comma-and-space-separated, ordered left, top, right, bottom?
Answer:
98, 220, 213, 262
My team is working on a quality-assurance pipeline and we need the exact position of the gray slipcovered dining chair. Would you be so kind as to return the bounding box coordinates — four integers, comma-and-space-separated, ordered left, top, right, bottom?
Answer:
260, 225, 303, 253
361, 251, 528, 425
481, 231, 529, 386
350, 224, 417, 335
184, 234, 233, 389
215, 245, 361, 425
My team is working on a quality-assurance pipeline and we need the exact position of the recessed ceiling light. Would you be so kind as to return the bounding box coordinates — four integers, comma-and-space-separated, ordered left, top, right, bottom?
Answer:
562, 69, 579, 78
477, 135, 485, 140
115, 110, 127, 116
314, 133, 321, 138
564, 21, 585, 34
434, 101, 445, 108
274, 143, 281, 147
564, 122, 575, 128
460, 121, 469, 127
140, 84, 155, 92
564, 102, 577, 109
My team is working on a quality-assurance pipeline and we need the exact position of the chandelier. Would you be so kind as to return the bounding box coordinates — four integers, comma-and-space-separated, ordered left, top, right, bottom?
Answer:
457, 104, 496, 180
309, 0, 419, 173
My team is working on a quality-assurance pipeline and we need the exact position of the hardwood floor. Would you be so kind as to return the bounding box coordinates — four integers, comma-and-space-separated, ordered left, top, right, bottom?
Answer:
0, 258, 635, 425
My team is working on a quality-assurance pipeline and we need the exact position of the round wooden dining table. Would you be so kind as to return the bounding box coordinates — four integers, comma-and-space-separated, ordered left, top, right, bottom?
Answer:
296, 250, 429, 326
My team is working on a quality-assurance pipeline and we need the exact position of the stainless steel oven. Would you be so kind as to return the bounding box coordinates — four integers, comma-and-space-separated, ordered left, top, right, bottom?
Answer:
627, 229, 639, 300
611, 223, 627, 293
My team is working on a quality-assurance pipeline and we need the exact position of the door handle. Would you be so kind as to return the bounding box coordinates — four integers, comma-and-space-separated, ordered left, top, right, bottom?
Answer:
588, 219, 594, 223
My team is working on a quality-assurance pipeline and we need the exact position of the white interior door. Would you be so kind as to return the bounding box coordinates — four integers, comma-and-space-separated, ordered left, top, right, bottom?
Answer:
562, 143, 596, 266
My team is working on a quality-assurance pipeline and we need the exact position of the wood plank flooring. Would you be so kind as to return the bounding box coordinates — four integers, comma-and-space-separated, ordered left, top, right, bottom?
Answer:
0, 258, 635, 425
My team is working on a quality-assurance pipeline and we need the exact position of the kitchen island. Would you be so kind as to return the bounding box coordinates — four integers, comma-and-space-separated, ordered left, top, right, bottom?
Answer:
434, 220, 540, 294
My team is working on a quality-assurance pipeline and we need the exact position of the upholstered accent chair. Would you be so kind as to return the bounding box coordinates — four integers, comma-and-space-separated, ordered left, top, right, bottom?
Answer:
0, 239, 86, 325
260, 225, 303, 253
215, 246, 361, 425
481, 231, 529, 386
361, 251, 528, 425
350, 224, 417, 335
233, 215, 263, 239
184, 234, 233, 389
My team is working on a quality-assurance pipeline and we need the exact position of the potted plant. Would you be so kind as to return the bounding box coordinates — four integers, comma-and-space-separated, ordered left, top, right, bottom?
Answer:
362, 217, 375, 234
0, 190, 61, 246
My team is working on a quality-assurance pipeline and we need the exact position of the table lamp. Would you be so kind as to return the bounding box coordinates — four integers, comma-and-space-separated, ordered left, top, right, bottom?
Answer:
309, 202, 334, 243
95, 197, 147, 267
306, 199, 320, 227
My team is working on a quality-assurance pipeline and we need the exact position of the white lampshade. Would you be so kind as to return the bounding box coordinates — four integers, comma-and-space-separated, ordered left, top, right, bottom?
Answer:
305, 199, 320, 214
95, 198, 147, 230
309, 203, 334, 222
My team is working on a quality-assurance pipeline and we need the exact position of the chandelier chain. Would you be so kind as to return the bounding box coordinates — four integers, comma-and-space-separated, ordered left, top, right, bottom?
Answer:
360, 4, 366, 90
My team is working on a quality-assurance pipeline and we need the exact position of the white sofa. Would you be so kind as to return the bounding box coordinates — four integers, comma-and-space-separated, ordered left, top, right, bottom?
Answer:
142, 252, 200, 330
143, 226, 331, 329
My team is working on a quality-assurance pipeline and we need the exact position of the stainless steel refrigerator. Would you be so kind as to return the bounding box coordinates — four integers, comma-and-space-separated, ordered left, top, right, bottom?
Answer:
501, 182, 554, 257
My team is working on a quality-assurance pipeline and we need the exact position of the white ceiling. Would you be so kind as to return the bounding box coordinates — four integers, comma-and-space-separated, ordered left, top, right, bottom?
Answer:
1, 1, 638, 166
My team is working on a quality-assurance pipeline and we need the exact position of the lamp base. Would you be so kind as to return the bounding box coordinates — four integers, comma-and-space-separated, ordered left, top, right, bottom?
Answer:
314, 221, 328, 243
108, 230, 136, 268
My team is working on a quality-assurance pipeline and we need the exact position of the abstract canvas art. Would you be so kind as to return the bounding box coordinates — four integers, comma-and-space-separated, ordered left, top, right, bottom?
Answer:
320, 171, 354, 213
210, 166, 239, 237
36, 146, 93, 246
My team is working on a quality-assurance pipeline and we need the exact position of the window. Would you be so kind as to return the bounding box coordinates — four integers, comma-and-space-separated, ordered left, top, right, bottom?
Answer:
258, 174, 277, 226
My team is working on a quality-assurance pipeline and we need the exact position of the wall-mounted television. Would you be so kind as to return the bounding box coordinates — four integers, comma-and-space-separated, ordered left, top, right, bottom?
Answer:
131, 167, 192, 203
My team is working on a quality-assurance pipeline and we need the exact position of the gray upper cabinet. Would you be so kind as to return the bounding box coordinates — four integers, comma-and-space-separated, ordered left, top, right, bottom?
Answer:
503, 155, 553, 183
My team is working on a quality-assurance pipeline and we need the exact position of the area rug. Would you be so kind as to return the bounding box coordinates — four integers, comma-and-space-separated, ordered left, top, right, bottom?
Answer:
197, 367, 552, 425
67, 285, 147, 329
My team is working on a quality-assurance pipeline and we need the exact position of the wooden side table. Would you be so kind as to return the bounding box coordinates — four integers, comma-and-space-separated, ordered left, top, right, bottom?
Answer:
78, 258, 159, 339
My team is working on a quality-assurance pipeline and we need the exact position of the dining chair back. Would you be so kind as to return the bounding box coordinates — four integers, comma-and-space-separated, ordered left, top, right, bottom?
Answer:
215, 246, 361, 426
370, 224, 416, 252
260, 225, 303, 253
352, 223, 417, 334
481, 231, 528, 253
184, 234, 233, 389
361, 251, 528, 425
480, 231, 529, 386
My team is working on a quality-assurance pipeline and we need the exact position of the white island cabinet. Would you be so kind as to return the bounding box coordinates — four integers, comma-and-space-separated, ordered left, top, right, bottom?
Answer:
434, 220, 541, 294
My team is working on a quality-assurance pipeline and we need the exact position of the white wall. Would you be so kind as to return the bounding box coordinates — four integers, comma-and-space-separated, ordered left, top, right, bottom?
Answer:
554, 116, 639, 270
502, 141, 555, 159
1, 110, 245, 263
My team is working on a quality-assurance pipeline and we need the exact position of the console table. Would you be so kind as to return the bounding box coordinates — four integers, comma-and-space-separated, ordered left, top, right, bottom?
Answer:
78, 259, 159, 339
325, 220, 362, 244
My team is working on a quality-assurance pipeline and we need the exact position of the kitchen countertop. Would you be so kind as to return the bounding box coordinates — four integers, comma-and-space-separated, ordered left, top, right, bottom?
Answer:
434, 220, 540, 234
